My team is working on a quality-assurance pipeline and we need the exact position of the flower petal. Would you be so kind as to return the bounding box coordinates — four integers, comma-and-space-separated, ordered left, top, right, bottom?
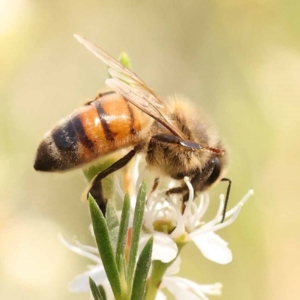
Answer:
156, 290, 167, 300
190, 231, 232, 264
162, 276, 222, 300
140, 232, 178, 263
58, 234, 102, 264
162, 277, 203, 300
69, 265, 106, 292
165, 256, 181, 276
171, 277, 222, 296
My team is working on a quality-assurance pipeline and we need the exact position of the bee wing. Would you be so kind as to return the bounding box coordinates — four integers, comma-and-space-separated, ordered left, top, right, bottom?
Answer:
74, 34, 186, 140
106, 77, 188, 138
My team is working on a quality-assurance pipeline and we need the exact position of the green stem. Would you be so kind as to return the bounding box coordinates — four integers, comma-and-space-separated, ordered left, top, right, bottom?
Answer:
146, 260, 171, 300
146, 243, 185, 300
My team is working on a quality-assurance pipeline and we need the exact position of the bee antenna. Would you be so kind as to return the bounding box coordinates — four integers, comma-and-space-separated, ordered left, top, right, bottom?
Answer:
202, 146, 225, 157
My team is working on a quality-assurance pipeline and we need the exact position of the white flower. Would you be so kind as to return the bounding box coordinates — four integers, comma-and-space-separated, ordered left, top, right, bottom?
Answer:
114, 156, 253, 265
139, 231, 178, 263
58, 235, 114, 297
159, 257, 222, 300
142, 176, 253, 264
60, 155, 253, 296
60, 232, 222, 300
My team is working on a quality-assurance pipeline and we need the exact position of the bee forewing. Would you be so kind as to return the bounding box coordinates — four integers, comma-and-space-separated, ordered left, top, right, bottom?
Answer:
74, 34, 144, 85
106, 77, 186, 139
75, 34, 162, 103
108, 68, 138, 85
75, 34, 187, 140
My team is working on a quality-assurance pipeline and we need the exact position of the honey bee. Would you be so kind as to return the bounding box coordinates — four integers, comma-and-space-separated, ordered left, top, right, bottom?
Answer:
34, 35, 231, 221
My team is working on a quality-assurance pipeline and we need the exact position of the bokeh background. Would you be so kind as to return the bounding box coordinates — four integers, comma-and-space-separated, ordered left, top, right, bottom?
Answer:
1, 1, 300, 299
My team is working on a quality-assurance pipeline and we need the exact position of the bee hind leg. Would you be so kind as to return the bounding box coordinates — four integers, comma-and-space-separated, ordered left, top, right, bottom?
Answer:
88, 145, 141, 216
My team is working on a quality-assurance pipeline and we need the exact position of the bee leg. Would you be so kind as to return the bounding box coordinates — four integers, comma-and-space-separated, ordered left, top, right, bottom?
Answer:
146, 178, 160, 202
220, 178, 232, 223
150, 133, 202, 150
89, 145, 141, 215
150, 134, 181, 144
166, 186, 187, 196
150, 178, 160, 193
166, 186, 189, 214
182, 160, 216, 213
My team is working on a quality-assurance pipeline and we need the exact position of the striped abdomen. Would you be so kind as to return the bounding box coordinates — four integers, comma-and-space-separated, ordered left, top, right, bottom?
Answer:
34, 92, 150, 171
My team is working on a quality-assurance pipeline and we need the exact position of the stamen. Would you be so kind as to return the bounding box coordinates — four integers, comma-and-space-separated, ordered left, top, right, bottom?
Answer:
195, 193, 210, 221
188, 202, 198, 225
75, 240, 99, 254
58, 234, 102, 263
182, 177, 194, 218
170, 177, 194, 238
213, 195, 225, 222
132, 154, 141, 190
114, 175, 125, 200
206, 206, 241, 233
222, 189, 254, 219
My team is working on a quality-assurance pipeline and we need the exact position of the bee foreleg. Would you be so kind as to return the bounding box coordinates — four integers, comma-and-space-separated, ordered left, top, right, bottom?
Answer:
220, 178, 232, 223
166, 186, 187, 196
88, 145, 141, 215
150, 134, 182, 144
150, 134, 201, 150
150, 178, 160, 193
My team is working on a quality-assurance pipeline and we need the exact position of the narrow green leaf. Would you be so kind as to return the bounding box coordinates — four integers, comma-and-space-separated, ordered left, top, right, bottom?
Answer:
127, 180, 147, 293
89, 277, 104, 300
116, 194, 130, 269
98, 285, 107, 300
106, 203, 119, 255
130, 237, 153, 300
118, 254, 128, 297
89, 195, 122, 298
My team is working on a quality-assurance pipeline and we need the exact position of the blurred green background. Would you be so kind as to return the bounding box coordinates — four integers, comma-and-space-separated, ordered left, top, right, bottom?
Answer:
1, 1, 300, 299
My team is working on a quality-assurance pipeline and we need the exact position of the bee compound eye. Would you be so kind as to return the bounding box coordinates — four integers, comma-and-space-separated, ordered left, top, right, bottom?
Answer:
205, 157, 221, 187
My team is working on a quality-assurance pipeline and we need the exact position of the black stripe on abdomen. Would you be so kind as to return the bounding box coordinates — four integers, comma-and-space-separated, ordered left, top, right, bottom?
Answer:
94, 101, 115, 142
52, 119, 78, 152
71, 115, 95, 150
